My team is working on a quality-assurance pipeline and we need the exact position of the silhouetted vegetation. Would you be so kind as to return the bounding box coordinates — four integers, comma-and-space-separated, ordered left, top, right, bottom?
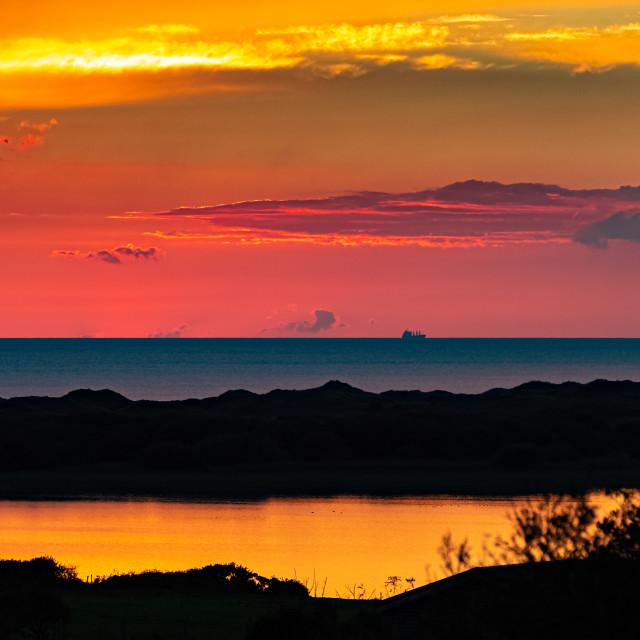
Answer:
0, 557, 80, 586
92, 562, 308, 597
5, 492, 640, 638
0, 557, 310, 639
1, 380, 640, 481
376, 490, 640, 639
436, 489, 640, 575
0, 558, 77, 639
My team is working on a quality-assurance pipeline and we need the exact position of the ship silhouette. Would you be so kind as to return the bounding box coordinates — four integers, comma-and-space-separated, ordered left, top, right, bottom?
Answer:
401, 329, 426, 339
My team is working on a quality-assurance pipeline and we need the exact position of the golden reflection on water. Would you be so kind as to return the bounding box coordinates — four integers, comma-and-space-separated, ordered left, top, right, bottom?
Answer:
0, 496, 609, 595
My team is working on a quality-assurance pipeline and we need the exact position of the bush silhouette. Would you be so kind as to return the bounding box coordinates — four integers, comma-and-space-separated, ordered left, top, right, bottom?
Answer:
264, 577, 309, 597
0, 557, 79, 586
438, 489, 640, 573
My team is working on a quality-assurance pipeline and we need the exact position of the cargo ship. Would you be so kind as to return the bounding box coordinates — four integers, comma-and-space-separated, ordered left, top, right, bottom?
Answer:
401, 329, 426, 339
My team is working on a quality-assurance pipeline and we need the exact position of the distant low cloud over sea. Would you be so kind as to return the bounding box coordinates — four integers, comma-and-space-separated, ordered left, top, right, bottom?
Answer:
148, 324, 188, 338
262, 309, 345, 335
132, 181, 640, 248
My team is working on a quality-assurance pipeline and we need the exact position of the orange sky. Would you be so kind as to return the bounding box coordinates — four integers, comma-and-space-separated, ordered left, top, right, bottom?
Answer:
2, 1, 640, 337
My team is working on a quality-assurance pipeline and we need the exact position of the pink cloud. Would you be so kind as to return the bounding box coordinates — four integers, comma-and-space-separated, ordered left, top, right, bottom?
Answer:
262, 309, 345, 335
131, 181, 640, 248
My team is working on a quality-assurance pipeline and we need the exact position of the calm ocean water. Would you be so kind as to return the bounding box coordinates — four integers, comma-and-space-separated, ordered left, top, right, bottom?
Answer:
1, 338, 639, 400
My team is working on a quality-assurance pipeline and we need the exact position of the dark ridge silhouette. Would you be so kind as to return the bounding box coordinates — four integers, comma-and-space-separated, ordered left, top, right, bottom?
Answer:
318, 380, 365, 392
1, 380, 640, 494
63, 388, 132, 410
377, 559, 640, 640
216, 389, 260, 402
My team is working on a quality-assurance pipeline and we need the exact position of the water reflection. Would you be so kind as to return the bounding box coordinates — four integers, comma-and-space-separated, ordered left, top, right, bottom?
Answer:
0, 496, 605, 595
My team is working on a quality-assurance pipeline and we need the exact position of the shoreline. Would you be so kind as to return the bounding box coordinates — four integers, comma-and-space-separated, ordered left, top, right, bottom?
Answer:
0, 457, 638, 501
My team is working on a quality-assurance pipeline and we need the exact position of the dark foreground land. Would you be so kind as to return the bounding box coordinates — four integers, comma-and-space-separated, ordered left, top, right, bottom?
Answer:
0, 557, 373, 640
2, 379, 640, 497
376, 558, 640, 640
3, 556, 640, 640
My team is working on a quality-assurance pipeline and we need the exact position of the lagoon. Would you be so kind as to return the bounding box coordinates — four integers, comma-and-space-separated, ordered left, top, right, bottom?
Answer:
0, 495, 608, 596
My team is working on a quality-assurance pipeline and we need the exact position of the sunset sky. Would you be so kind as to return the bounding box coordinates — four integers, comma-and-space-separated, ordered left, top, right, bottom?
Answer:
2, 0, 640, 337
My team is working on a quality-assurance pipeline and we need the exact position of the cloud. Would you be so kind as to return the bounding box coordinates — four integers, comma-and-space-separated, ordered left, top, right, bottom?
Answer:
134, 180, 640, 248
19, 118, 58, 133
112, 245, 161, 260
51, 244, 164, 264
134, 24, 200, 36
148, 324, 188, 338
264, 309, 343, 335
505, 28, 599, 42
575, 211, 640, 248
502, 24, 640, 72
429, 14, 509, 24
16, 134, 45, 150
9, 13, 640, 108
413, 54, 484, 70
0, 22, 431, 78
0, 118, 58, 150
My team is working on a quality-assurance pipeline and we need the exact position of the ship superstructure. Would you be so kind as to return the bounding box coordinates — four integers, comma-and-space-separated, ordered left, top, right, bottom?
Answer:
402, 330, 426, 339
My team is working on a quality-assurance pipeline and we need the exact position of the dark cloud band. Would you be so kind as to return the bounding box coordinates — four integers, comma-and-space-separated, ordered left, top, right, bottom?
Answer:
140, 181, 640, 248
575, 210, 640, 248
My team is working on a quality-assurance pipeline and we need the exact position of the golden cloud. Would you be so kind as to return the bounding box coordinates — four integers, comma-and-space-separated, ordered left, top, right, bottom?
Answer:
0, 22, 447, 75
5, 14, 640, 106
504, 23, 640, 71
413, 54, 484, 70
134, 24, 201, 35
505, 27, 599, 41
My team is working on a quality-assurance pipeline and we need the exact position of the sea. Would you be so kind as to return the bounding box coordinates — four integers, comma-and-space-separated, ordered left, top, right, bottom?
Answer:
0, 338, 635, 588
1, 337, 639, 400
